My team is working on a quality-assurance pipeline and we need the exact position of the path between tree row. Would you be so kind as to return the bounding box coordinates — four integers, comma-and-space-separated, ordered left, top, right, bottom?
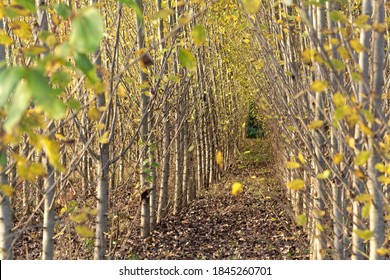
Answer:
126, 140, 308, 260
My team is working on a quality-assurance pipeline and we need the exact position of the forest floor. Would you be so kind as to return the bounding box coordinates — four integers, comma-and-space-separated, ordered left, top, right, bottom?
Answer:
126, 138, 309, 260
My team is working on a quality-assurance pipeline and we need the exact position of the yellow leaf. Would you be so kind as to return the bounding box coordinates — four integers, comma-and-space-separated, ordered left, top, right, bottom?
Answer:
316, 223, 324, 232
215, 150, 223, 170
362, 202, 370, 218
355, 194, 373, 203
307, 120, 324, 129
231, 182, 243, 196
55, 133, 67, 141
87, 107, 101, 121
333, 92, 345, 107
0, 184, 14, 197
75, 225, 94, 238
378, 176, 390, 184
333, 153, 344, 164
287, 179, 305, 191
98, 131, 109, 144
191, 25, 207, 46
376, 248, 390, 256
297, 152, 305, 164
8, 20, 31, 40
316, 169, 331, 179
0, 29, 13, 45
354, 229, 373, 241
354, 151, 370, 166
41, 137, 64, 171
311, 80, 328, 92
350, 39, 365, 52
242, 0, 261, 14
286, 161, 301, 169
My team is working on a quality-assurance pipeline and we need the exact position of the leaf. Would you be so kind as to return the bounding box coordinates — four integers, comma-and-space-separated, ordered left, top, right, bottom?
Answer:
311, 80, 328, 92
307, 120, 324, 129
13, 0, 35, 12
231, 182, 243, 196
295, 214, 307, 227
215, 150, 223, 169
150, 8, 174, 20
333, 92, 345, 108
22, 46, 48, 57
4, 79, 32, 133
73, 52, 99, 84
69, 7, 104, 53
333, 153, 344, 164
191, 25, 207, 46
242, 0, 261, 14
354, 229, 373, 241
316, 169, 331, 179
354, 151, 370, 166
378, 176, 390, 184
178, 48, 197, 71
329, 11, 347, 22
98, 131, 109, 144
362, 202, 370, 219
25, 70, 66, 120
56, 3, 72, 19
286, 161, 301, 169
0, 184, 14, 197
75, 226, 94, 238
287, 179, 305, 191
0, 67, 24, 108
0, 29, 13, 45
41, 136, 64, 171
8, 20, 31, 40
355, 194, 373, 203
350, 39, 365, 52
376, 248, 390, 256
119, 0, 143, 22
297, 152, 305, 164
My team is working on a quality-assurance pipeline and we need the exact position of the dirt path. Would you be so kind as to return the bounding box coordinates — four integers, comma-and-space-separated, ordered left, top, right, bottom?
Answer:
126, 140, 308, 260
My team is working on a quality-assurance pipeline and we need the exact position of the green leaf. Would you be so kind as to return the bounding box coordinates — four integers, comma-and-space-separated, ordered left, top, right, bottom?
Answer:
69, 7, 104, 53
0, 67, 25, 108
73, 52, 99, 84
296, 214, 307, 227
75, 226, 94, 238
4, 78, 32, 133
25, 70, 66, 120
150, 8, 174, 20
14, 0, 36, 12
119, 0, 143, 22
178, 48, 197, 71
354, 151, 370, 166
329, 11, 347, 23
287, 179, 305, 191
191, 25, 207, 46
56, 3, 72, 19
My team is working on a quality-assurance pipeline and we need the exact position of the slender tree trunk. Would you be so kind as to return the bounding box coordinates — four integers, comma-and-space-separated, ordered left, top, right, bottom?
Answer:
367, 0, 385, 260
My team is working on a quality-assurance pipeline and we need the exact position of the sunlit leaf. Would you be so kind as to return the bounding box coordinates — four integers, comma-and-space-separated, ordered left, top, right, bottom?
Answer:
41, 136, 64, 171
98, 131, 110, 144
150, 8, 174, 20
316, 169, 331, 179
69, 7, 104, 53
242, 0, 261, 14
297, 152, 305, 164
354, 229, 373, 241
191, 25, 207, 46
333, 153, 344, 164
355, 194, 373, 203
215, 150, 223, 170
287, 179, 305, 191
286, 161, 301, 169
178, 48, 197, 71
75, 226, 94, 238
8, 20, 31, 40
295, 214, 307, 226
231, 182, 243, 196
362, 202, 370, 219
311, 80, 328, 92
376, 248, 390, 256
354, 151, 370, 166
307, 120, 324, 129
0, 184, 14, 197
